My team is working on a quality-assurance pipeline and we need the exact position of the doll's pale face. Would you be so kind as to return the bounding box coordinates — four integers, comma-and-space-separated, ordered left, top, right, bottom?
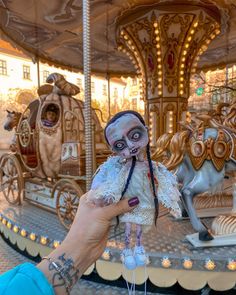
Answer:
106, 114, 149, 159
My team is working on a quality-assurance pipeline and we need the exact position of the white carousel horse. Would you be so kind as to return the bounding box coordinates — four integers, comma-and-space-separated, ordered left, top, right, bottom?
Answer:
3, 110, 22, 152
164, 104, 236, 241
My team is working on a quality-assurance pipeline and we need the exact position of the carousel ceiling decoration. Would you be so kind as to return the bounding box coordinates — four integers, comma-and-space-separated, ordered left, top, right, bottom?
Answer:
0, 0, 235, 76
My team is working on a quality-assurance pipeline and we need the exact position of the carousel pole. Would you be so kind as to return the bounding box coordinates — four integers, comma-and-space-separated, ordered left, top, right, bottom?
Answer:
83, 0, 93, 190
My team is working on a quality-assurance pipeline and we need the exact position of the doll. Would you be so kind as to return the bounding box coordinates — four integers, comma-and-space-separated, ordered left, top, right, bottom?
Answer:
89, 110, 181, 270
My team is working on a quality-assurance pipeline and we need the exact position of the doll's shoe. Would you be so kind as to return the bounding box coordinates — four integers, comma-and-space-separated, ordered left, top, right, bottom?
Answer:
133, 246, 148, 266
121, 248, 136, 270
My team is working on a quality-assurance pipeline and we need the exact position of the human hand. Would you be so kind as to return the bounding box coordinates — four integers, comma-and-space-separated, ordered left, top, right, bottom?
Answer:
37, 192, 139, 295
62, 192, 139, 271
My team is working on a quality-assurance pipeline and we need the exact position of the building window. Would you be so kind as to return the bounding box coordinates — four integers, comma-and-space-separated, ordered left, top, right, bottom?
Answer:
23, 65, 31, 80
91, 81, 95, 93
0, 60, 7, 75
77, 78, 83, 90
132, 98, 137, 109
43, 70, 49, 83
114, 88, 118, 99
102, 84, 107, 96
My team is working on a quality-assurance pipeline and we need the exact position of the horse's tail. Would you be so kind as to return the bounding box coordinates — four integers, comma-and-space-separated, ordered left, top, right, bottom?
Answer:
165, 130, 190, 170
152, 133, 173, 161
46, 73, 80, 96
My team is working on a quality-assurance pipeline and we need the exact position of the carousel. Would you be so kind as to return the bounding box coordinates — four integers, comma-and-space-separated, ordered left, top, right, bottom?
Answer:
0, 0, 236, 294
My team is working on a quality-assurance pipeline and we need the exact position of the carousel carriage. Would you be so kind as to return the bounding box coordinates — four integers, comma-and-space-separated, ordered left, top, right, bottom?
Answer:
0, 73, 110, 229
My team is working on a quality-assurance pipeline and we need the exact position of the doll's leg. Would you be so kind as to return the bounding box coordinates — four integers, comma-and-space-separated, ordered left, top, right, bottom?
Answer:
136, 224, 142, 247
134, 224, 147, 266
121, 222, 136, 270
125, 222, 132, 248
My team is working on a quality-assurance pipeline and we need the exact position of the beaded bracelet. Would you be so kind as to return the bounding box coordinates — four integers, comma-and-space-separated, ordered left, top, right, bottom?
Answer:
42, 256, 71, 294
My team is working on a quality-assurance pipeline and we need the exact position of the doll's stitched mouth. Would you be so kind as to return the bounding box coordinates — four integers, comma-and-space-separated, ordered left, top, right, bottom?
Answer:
131, 148, 139, 154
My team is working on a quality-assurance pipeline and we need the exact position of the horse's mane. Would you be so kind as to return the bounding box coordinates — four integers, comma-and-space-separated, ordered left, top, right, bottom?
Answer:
152, 133, 173, 161
164, 130, 190, 170
223, 103, 236, 130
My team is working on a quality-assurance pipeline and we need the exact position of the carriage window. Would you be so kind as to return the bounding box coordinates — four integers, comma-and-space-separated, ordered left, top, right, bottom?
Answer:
42, 104, 59, 127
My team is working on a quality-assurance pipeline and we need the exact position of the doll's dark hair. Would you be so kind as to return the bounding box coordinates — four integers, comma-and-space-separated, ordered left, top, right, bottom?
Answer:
105, 110, 159, 225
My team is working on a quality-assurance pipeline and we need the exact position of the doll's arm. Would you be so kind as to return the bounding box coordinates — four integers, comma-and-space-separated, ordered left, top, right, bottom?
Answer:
89, 157, 124, 205
153, 162, 182, 217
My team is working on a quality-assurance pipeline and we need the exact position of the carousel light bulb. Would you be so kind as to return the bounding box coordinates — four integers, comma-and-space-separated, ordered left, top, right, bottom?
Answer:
181, 64, 185, 68
210, 34, 216, 39
158, 84, 162, 89
183, 258, 193, 269
158, 91, 163, 96
155, 29, 159, 34
7, 221, 12, 229
13, 225, 19, 233
102, 249, 111, 261
157, 50, 161, 56
193, 22, 198, 28
157, 57, 161, 62
215, 29, 221, 35
118, 45, 123, 51
205, 259, 216, 270
21, 229, 27, 237
53, 240, 61, 248
154, 22, 158, 28
2, 218, 7, 225
128, 40, 132, 45
206, 39, 211, 45
30, 233, 36, 241
158, 64, 162, 69
159, 70, 163, 75
131, 45, 135, 50
158, 77, 162, 82
180, 90, 184, 95
40, 236, 48, 245
185, 43, 189, 49
180, 84, 184, 88
169, 111, 173, 115
183, 50, 187, 56
156, 36, 160, 42
124, 35, 128, 40
121, 30, 125, 36
180, 70, 184, 75
161, 256, 171, 268
188, 36, 192, 42
180, 77, 184, 81
227, 259, 236, 271
182, 57, 186, 62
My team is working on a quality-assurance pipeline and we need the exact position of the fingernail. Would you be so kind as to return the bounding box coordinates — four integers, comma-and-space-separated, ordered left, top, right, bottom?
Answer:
128, 197, 139, 207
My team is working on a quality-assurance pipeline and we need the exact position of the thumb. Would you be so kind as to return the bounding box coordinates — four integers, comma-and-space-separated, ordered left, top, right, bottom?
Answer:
102, 197, 139, 220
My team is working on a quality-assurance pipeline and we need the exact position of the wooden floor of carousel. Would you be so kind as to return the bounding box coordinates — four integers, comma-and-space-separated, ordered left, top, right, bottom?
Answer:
0, 194, 235, 294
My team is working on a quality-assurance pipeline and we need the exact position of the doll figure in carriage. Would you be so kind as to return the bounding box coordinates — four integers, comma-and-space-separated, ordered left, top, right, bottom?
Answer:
89, 110, 181, 270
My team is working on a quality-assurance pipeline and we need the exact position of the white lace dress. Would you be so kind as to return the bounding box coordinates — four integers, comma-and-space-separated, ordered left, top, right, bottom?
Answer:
91, 156, 181, 225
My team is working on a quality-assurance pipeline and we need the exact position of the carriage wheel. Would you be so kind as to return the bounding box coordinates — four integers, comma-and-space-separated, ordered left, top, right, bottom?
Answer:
0, 154, 23, 205
52, 179, 84, 230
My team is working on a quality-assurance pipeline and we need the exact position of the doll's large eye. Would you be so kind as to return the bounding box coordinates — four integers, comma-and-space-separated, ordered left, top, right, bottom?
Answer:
131, 132, 141, 141
114, 141, 126, 150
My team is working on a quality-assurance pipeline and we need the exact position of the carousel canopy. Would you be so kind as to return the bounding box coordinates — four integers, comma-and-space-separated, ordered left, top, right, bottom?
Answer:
0, 0, 235, 76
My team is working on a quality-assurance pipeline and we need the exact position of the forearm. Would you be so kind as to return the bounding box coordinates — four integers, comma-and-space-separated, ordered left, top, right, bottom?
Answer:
37, 239, 93, 295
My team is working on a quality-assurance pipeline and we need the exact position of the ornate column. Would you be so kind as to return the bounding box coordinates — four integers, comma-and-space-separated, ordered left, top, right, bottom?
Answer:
116, 3, 221, 145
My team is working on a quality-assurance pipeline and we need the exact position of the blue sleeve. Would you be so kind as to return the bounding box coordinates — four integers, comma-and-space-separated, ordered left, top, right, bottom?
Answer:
0, 263, 55, 295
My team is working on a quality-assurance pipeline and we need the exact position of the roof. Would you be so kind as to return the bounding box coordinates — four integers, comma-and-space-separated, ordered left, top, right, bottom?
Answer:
0, 0, 235, 75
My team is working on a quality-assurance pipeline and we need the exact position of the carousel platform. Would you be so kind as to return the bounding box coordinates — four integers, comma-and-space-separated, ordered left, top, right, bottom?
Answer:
0, 194, 236, 293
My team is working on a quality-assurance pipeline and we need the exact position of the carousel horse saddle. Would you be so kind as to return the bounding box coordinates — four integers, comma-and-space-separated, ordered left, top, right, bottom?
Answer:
187, 126, 235, 171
